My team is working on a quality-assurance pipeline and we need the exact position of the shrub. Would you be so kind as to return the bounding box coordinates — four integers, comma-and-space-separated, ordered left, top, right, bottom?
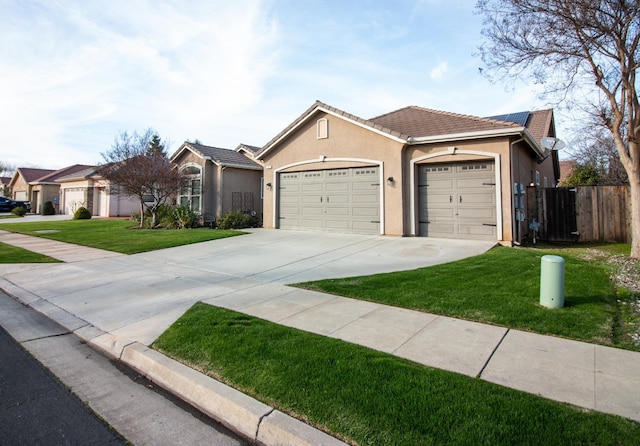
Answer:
42, 201, 55, 215
11, 206, 27, 217
73, 206, 91, 220
173, 206, 198, 229
216, 210, 251, 229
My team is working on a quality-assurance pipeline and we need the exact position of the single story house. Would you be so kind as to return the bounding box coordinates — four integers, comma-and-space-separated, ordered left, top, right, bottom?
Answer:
9, 165, 93, 213
56, 167, 140, 217
170, 142, 264, 222
255, 101, 560, 245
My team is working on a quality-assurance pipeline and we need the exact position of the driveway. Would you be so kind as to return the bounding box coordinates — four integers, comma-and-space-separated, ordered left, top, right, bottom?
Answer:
0, 229, 494, 346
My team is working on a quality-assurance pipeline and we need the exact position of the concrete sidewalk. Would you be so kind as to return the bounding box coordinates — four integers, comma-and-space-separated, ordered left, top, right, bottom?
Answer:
1, 227, 638, 440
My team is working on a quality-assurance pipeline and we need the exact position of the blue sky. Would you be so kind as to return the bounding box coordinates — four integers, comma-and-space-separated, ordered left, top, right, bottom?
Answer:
1, 0, 550, 169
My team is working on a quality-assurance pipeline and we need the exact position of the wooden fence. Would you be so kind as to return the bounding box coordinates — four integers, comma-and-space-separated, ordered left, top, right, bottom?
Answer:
528, 186, 631, 243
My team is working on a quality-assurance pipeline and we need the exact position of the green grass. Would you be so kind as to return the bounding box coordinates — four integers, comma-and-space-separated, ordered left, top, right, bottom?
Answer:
295, 245, 640, 350
0, 242, 60, 263
153, 303, 640, 446
0, 219, 244, 254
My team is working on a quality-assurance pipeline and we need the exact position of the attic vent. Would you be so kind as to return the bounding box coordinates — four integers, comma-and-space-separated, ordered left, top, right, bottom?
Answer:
317, 118, 328, 139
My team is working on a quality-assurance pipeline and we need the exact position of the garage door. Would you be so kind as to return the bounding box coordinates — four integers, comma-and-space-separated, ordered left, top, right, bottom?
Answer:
278, 167, 380, 234
63, 188, 86, 215
418, 161, 496, 240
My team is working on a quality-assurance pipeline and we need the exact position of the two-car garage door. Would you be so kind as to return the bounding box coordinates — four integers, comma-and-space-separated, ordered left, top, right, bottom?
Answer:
418, 161, 497, 240
278, 167, 380, 234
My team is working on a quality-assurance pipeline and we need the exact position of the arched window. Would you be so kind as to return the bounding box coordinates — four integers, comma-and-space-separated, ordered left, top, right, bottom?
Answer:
180, 164, 202, 212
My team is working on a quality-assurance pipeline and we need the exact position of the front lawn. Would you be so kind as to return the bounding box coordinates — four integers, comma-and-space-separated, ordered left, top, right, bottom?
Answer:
0, 219, 244, 254
0, 242, 60, 263
295, 245, 640, 351
153, 303, 640, 446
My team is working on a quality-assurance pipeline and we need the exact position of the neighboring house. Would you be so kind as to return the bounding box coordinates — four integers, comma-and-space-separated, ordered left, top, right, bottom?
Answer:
9, 165, 96, 213
559, 160, 577, 185
0, 176, 11, 197
255, 101, 560, 245
170, 142, 263, 222
9, 168, 56, 210
56, 167, 140, 217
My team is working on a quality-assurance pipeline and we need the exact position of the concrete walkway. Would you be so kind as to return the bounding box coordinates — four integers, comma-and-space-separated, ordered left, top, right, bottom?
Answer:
1, 227, 638, 437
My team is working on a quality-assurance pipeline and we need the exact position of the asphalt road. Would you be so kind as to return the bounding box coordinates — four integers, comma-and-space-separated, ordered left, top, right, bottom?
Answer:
0, 323, 125, 445
0, 291, 248, 446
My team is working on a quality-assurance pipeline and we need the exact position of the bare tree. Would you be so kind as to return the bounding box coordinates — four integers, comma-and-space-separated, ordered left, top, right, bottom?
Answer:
476, 0, 640, 257
568, 126, 629, 185
0, 161, 15, 176
98, 128, 182, 228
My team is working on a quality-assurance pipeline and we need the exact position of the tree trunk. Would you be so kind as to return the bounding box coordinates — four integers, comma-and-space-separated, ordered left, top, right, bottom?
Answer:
139, 202, 145, 228
630, 177, 640, 259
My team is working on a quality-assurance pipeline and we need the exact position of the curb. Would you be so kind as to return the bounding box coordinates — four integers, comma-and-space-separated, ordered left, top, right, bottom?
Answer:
0, 281, 347, 446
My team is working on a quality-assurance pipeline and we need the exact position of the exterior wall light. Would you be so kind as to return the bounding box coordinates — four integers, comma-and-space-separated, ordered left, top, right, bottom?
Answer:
387, 176, 395, 185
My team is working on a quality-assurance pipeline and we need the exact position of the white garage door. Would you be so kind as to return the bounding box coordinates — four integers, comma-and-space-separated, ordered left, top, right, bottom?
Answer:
63, 188, 86, 215
418, 161, 497, 240
278, 167, 380, 234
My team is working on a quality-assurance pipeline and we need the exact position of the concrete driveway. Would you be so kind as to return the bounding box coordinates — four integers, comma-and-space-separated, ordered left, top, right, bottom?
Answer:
0, 228, 494, 347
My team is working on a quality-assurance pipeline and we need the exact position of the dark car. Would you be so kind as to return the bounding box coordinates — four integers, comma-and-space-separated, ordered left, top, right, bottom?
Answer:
0, 197, 31, 212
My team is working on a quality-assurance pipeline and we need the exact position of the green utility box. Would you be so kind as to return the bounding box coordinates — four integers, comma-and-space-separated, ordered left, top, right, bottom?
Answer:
540, 255, 565, 308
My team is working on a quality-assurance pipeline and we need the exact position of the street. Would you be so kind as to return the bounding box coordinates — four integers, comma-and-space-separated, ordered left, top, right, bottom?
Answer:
0, 291, 248, 446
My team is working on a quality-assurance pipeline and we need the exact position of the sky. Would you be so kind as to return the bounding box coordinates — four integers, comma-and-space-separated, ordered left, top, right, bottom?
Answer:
0, 0, 554, 170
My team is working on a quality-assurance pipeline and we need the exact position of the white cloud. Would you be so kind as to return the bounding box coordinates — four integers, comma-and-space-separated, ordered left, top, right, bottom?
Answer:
429, 61, 449, 80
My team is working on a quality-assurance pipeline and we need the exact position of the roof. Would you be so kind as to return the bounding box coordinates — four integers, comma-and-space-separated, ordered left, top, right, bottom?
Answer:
14, 168, 56, 183
171, 142, 262, 170
55, 166, 100, 183
370, 106, 522, 139
235, 143, 261, 158
32, 164, 95, 184
0, 176, 11, 185
257, 101, 552, 160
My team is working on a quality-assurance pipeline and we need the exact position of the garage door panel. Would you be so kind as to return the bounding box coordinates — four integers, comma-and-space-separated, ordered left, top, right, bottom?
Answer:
418, 161, 496, 241
278, 167, 380, 234
458, 224, 496, 237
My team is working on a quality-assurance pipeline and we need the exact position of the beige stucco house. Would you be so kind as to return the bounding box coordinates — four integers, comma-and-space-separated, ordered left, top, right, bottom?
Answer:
255, 101, 560, 245
170, 142, 264, 222
9, 165, 92, 213
57, 167, 140, 217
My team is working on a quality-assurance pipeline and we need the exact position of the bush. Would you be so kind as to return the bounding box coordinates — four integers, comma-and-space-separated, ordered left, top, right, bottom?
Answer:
73, 206, 91, 220
173, 206, 198, 229
11, 206, 27, 217
42, 201, 55, 215
216, 210, 251, 229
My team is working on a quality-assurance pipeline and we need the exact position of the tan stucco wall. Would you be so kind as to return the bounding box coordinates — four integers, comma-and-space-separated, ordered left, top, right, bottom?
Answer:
174, 151, 263, 220
10, 175, 29, 201
30, 184, 61, 213
260, 112, 405, 235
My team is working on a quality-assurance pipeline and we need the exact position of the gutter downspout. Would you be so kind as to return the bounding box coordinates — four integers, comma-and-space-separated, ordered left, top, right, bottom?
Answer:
510, 137, 524, 246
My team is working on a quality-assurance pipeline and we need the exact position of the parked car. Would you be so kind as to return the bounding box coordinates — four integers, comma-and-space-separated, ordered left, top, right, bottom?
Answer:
0, 197, 31, 212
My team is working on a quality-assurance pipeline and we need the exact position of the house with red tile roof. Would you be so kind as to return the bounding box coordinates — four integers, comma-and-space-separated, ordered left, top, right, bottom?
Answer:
9, 165, 92, 213
256, 101, 560, 245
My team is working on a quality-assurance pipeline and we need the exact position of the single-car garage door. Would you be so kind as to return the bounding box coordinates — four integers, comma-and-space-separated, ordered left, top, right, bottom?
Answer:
418, 161, 497, 240
278, 167, 380, 234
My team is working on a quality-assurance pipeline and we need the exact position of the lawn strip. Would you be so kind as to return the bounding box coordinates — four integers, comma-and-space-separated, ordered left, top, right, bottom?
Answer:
153, 303, 640, 446
0, 219, 244, 254
0, 242, 60, 263
295, 246, 627, 348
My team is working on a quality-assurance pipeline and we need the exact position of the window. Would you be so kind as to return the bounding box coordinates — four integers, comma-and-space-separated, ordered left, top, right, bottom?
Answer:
317, 118, 328, 139
179, 164, 202, 212
535, 171, 541, 186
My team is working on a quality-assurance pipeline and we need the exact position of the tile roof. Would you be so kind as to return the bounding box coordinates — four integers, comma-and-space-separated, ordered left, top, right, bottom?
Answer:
258, 101, 555, 159
33, 164, 95, 183
369, 106, 523, 138
181, 143, 262, 169
16, 168, 56, 183
235, 143, 261, 158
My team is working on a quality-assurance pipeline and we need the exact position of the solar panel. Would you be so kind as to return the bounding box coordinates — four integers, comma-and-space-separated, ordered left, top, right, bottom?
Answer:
486, 111, 530, 126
